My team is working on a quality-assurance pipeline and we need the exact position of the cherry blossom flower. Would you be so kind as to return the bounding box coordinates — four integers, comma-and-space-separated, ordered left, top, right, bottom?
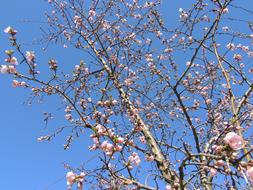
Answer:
26, 51, 36, 62
179, 8, 188, 21
144, 2, 155, 8
5, 57, 18, 65
115, 144, 122, 151
4, 26, 17, 35
224, 132, 244, 150
156, 30, 163, 38
73, 15, 82, 27
216, 160, 225, 167
20, 81, 26, 87
101, 141, 113, 155
128, 152, 141, 166
89, 9, 96, 17
222, 7, 229, 14
250, 110, 253, 119
246, 166, 253, 182
65, 113, 72, 120
212, 145, 222, 153
37, 135, 50, 142
96, 124, 106, 135
139, 136, 146, 143
206, 99, 212, 105
124, 78, 133, 86
248, 51, 253, 57
0, 65, 8, 74
165, 184, 172, 190
210, 168, 217, 176
233, 54, 242, 61
116, 137, 124, 143
4, 26, 12, 33
12, 80, 20, 87
66, 171, 76, 186
226, 43, 235, 50
242, 46, 249, 52
8, 65, 16, 73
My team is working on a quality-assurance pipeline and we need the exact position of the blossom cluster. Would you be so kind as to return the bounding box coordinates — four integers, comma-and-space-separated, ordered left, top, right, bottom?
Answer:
66, 171, 85, 190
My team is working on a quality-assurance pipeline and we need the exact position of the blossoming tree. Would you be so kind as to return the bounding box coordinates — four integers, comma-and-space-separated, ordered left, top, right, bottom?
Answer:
2, 0, 253, 189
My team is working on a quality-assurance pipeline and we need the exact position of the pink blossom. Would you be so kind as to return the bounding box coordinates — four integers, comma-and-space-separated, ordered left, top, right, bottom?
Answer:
165, 185, 171, 190
8, 65, 16, 73
216, 160, 225, 167
124, 78, 133, 86
89, 9, 96, 17
11, 57, 18, 65
164, 48, 173, 53
96, 124, 106, 135
65, 106, 72, 112
4, 26, 12, 33
248, 51, 253, 57
26, 51, 36, 62
116, 137, 124, 143
5, 57, 18, 65
242, 46, 249, 52
0, 65, 8, 74
145, 38, 151, 44
4, 26, 17, 35
144, 2, 155, 8
210, 168, 217, 176
20, 81, 26, 87
212, 145, 222, 153
250, 110, 253, 118
115, 144, 122, 151
206, 99, 212, 104
65, 113, 72, 120
37, 135, 50, 142
66, 171, 85, 189
224, 132, 244, 150
101, 141, 113, 153
246, 167, 253, 182
75, 65, 81, 71
79, 172, 85, 179
111, 99, 117, 105
66, 171, 76, 186
226, 43, 235, 50
179, 8, 188, 21
128, 152, 141, 166
73, 15, 82, 27
12, 80, 20, 87
233, 54, 242, 61
139, 136, 146, 143
156, 30, 163, 38
222, 7, 229, 14
187, 36, 193, 43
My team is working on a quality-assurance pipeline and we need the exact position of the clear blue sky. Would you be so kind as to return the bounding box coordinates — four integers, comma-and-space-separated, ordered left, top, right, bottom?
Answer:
0, 1, 252, 190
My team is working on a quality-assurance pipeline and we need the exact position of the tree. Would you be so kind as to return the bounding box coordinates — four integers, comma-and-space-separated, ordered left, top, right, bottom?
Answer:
2, 0, 253, 189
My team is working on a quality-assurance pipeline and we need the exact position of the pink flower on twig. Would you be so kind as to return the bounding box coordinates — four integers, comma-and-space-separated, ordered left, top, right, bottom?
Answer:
224, 132, 244, 150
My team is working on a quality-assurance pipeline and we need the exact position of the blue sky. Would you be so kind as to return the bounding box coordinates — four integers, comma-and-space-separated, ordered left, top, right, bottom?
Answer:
1, 0, 253, 190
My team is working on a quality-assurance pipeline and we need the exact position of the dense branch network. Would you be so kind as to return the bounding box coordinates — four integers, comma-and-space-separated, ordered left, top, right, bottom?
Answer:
2, 0, 253, 189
